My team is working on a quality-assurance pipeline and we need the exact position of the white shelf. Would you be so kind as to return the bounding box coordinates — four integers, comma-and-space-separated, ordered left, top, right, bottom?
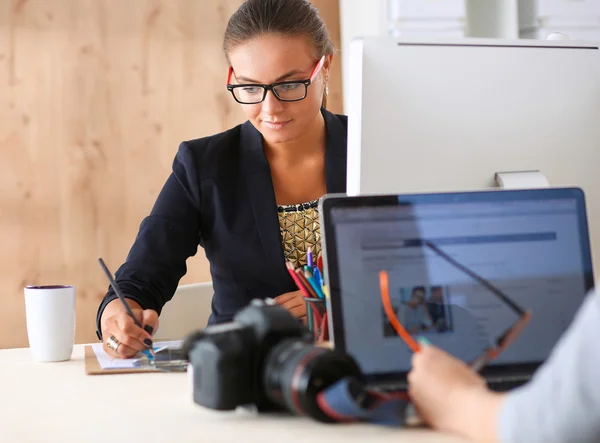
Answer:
389, 19, 467, 38
520, 0, 600, 29
537, 0, 600, 19
387, 0, 466, 20
521, 25, 600, 41
338, 0, 600, 113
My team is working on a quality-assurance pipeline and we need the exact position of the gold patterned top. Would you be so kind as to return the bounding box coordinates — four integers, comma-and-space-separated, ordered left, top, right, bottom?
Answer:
278, 198, 321, 269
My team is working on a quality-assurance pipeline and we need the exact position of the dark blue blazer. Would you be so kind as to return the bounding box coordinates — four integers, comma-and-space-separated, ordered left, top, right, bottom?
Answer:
95, 109, 347, 338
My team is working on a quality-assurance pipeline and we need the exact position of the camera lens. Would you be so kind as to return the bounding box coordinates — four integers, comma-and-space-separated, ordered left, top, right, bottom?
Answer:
263, 339, 363, 422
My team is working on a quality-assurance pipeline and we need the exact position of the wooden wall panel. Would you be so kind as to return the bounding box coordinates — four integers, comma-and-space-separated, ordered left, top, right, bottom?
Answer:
0, 0, 342, 348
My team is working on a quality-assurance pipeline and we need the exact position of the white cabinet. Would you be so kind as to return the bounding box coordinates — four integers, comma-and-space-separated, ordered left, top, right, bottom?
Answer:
386, 0, 522, 39
387, 0, 466, 20
521, 25, 600, 41
389, 21, 466, 38
467, 0, 519, 38
537, 0, 600, 19
387, 0, 467, 37
338, 0, 600, 112
519, 0, 600, 42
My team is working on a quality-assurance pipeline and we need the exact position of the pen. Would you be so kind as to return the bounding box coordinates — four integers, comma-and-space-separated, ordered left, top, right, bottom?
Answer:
307, 247, 314, 268
287, 262, 322, 310
295, 269, 319, 299
303, 297, 323, 325
98, 258, 155, 357
317, 254, 323, 274
313, 267, 323, 288
305, 271, 325, 299
287, 261, 326, 333
294, 269, 325, 318
306, 300, 314, 333
286, 262, 311, 299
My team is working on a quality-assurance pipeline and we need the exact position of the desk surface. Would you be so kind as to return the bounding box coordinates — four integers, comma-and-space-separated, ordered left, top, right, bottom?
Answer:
0, 345, 466, 443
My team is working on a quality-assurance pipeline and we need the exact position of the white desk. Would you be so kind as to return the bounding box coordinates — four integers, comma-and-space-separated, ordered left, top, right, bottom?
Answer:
0, 345, 466, 443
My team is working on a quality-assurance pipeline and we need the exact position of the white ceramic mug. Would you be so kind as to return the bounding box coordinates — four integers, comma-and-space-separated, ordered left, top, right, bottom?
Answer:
24, 285, 76, 362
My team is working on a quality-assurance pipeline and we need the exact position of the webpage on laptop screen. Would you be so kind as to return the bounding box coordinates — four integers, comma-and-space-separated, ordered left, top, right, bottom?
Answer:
331, 198, 587, 375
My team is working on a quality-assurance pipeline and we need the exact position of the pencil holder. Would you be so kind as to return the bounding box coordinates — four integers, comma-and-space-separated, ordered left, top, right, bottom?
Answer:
304, 298, 328, 343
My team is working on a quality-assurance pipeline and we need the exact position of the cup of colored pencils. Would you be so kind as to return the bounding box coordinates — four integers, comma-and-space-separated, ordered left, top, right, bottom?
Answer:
285, 247, 328, 342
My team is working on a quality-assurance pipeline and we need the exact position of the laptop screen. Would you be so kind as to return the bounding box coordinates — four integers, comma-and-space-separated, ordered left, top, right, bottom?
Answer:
321, 188, 594, 383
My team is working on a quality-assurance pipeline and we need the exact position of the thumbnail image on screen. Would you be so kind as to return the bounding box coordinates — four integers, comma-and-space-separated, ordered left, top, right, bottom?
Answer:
382, 285, 453, 337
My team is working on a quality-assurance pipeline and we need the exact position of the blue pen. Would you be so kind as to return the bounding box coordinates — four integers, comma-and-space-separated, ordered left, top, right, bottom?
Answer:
313, 267, 323, 288
305, 272, 326, 299
142, 348, 156, 360
307, 247, 314, 268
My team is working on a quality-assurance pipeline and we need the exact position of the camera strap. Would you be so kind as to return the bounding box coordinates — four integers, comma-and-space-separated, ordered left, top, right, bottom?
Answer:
316, 377, 410, 426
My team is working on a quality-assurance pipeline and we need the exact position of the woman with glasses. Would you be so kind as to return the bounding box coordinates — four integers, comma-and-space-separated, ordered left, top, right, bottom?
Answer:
407, 288, 600, 443
95, 0, 344, 358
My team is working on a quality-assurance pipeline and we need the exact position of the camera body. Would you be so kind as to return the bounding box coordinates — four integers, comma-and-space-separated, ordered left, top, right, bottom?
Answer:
184, 299, 312, 411
184, 299, 362, 420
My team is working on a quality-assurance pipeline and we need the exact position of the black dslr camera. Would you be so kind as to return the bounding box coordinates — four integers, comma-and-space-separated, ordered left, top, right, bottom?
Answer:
182, 299, 362, 422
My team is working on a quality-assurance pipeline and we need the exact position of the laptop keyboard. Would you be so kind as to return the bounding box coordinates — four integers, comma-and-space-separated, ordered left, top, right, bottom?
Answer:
487, 375, 530, 392
373, 383, 408, 394
372, 374, 530, 395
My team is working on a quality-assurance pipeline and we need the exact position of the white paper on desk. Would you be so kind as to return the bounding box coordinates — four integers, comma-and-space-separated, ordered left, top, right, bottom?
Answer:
91, 340, 183, 370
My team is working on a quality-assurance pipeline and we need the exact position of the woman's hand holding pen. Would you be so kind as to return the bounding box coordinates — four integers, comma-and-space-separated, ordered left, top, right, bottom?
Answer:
100, 298, 159, 358
274, 290, 307, 323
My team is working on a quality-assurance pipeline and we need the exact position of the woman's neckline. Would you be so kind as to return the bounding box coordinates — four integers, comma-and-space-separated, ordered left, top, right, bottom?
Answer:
277, 198, 320, 212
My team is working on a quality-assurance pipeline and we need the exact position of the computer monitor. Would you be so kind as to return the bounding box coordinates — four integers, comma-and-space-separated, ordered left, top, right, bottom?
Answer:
345, 36, 600, 276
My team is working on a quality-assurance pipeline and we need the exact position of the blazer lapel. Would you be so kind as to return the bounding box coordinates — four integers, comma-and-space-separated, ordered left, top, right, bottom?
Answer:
240, 122, 289, 280
323, 109, 347, 193
240, 110, 348, 286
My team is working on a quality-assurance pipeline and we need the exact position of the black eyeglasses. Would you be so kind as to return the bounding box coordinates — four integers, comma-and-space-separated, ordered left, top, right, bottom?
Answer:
226, 56, 325, 105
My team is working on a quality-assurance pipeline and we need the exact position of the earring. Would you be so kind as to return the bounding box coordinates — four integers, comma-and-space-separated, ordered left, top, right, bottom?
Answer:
325, 77, 329, 96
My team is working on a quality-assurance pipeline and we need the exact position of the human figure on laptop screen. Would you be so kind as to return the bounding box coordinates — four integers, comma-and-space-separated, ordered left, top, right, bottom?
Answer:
408, 288, 600, 443
95, 0, 345, 358
427, 286, 448, 332
402, 287, 432, 334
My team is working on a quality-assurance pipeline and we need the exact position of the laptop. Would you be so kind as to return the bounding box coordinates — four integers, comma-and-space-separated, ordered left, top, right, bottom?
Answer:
319, 188, 594, 392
